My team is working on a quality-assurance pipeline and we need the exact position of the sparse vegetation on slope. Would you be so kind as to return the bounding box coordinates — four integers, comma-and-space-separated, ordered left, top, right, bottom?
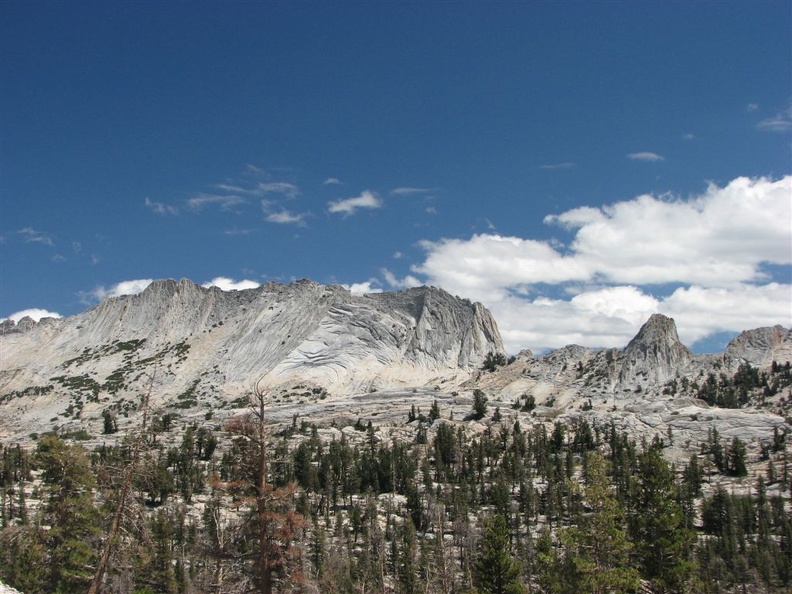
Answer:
0, 384, 790, 593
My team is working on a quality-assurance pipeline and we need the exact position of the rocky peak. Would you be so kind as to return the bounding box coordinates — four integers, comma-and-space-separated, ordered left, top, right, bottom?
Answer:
0, 316, 37, 335
619, 314, 692, 387
0, 279, 504, 420
725, 325, 792, 368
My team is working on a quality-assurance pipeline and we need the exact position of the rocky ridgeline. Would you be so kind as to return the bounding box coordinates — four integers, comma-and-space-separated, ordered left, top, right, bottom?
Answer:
0, 279, 503, 438
0, 279, 790, 457
473, 315, 791, 462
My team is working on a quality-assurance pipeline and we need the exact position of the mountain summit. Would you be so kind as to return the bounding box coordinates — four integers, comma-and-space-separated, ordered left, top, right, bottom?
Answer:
1, 280, 789, 450
619, 313, 693, 386
0, 279, 503, 434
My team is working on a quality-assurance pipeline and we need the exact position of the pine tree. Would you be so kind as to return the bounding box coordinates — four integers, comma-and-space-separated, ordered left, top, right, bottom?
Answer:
472, 389, 489, 420
726, 436, 748, 477
0, 525, 48, 593
397, 519, 419, 594
36, 435, 101, 593
429, 399, 441, 422
630, 445, 695, 593
473, 514, 526, 594
559, 452, 640, 593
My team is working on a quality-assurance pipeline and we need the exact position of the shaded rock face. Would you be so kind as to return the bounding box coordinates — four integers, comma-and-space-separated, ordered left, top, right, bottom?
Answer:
618, 314, 692, 387
0, 279, 505, 414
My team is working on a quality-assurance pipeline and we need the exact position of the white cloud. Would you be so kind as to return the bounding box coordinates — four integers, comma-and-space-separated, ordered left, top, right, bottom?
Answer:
757, 104, 792, 132
256, 182, 299, 198
214, 183, 248, 193
548, 176, 791, 287
91, 279, 154, 301
202, 277, 260, 291
245, 164, 266, 175
627, 151, 665, 162
747, 103, 759, 112
491, 288, 659, 353
538, 162, 577, 170
660, 283, 792, 345
328, 190, 383, 216
18, 227, 53, 246
265, 210, 308, 225
381, 268, 423, 290
261, 201, 309, 226
413, 234, 589, 300
324, 177, 342, 185
408, 175, 792, 353
342, 281, 383, 294
391, 187, 433, 195
145, 197, 179, 215
1, 308, 62, 324
186, 194, 247, 211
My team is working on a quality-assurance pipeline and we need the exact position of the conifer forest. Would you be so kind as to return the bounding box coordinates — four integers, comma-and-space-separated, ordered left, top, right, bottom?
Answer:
1, 369, 791, 594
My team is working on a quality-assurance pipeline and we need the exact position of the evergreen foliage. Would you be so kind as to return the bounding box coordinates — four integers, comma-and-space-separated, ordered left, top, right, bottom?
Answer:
472, 389, 489, 419
0, 373, 790, 593
557, 452, 640, 593
473, 514, 526, 594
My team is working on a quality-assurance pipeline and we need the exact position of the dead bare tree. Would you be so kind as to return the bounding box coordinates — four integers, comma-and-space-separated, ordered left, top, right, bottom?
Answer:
224, 379, 306, 594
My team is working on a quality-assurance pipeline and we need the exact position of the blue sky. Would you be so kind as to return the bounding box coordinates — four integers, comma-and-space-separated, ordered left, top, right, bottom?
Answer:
2, 1, 790, 354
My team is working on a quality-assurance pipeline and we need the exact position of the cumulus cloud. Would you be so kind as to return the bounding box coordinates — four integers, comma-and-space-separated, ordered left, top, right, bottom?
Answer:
381, 268, 422, 290
413, 234, 589, 301
627, 151, 665, 162
202, 277, 260, 291
407, 176, 791, 353
1, 308, 62, 323
660, 283, 792, 344
328, 190, 383, 216
490, 288, 660, 352
342, 280, 383, 294
546, 176, 791, 287
91, 279, 154, 301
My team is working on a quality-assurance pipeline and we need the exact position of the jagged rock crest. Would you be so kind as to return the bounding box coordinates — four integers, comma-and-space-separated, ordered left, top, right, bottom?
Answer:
725, 325, 792, 368
0, 279, 505, 434
618, 314, 692, 387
